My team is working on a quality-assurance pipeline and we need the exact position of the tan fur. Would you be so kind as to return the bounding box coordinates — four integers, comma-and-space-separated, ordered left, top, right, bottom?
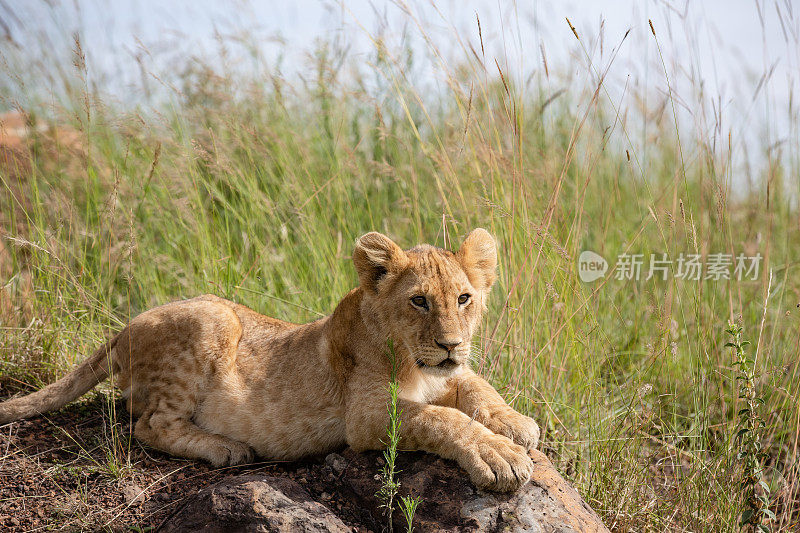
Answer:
0, 229, 539, 492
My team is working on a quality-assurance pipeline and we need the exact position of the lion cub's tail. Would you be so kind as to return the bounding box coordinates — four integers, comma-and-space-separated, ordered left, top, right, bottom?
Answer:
0, 335, 118, 424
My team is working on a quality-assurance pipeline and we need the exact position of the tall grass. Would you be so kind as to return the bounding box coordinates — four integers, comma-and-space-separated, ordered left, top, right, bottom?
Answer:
1, 4, 798, 531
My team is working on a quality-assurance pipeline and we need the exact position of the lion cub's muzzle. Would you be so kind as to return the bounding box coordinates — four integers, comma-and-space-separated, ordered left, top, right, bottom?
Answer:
416, 356, 462, 371
415, 343, 469, 373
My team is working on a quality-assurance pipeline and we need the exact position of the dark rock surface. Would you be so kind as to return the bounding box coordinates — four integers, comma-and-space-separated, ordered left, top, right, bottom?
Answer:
159, 475, 351, 533
159, 448, 609, 532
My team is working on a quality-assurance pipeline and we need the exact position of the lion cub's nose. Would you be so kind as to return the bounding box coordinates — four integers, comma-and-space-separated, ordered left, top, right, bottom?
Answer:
435, 338, 463, 352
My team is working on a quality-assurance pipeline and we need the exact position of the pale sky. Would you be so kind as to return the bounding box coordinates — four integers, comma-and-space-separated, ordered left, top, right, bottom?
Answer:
2, 1, 798, 174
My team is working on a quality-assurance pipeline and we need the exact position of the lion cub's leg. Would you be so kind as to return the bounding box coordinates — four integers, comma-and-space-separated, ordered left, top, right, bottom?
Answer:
135, 399, 254, 467
115, 296, 253, 467
346, 388, 532, 492
438, 371, 540, 451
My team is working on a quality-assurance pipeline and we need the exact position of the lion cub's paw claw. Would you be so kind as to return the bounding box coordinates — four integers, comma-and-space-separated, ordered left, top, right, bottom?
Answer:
486, 410, 540, 451
227, 443, 255, 466
209, 440, 255, 467
464, 434, 533, 492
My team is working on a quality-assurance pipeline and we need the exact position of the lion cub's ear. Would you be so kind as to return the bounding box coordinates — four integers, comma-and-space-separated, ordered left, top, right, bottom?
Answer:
353, 232, 409, 292
457, 228, 498, 292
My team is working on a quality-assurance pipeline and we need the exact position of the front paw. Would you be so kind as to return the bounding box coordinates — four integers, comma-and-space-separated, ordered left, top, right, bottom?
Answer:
459, 432, 533, 492
482, 408, 540, 451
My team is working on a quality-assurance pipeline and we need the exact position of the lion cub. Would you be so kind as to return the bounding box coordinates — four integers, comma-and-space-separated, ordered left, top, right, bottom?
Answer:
0, 229, 539, 491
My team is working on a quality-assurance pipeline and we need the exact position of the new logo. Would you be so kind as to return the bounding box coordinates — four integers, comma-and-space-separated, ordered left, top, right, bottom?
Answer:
578, 250, 608, 282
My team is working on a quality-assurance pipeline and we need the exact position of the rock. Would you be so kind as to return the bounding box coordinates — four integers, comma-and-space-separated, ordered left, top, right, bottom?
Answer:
324, 452, 348, 475
338, 448, 609, 532
159, 475, 351, 533
159, 449, 608, 532
121, 482, 146, 506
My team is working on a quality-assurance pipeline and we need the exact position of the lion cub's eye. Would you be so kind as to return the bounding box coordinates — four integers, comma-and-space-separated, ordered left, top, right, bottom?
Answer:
410, 295, 429, 309
458, 293, 471, 305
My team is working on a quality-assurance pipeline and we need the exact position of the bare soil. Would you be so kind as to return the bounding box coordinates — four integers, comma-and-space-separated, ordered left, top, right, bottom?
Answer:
0, 391, 377, 532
